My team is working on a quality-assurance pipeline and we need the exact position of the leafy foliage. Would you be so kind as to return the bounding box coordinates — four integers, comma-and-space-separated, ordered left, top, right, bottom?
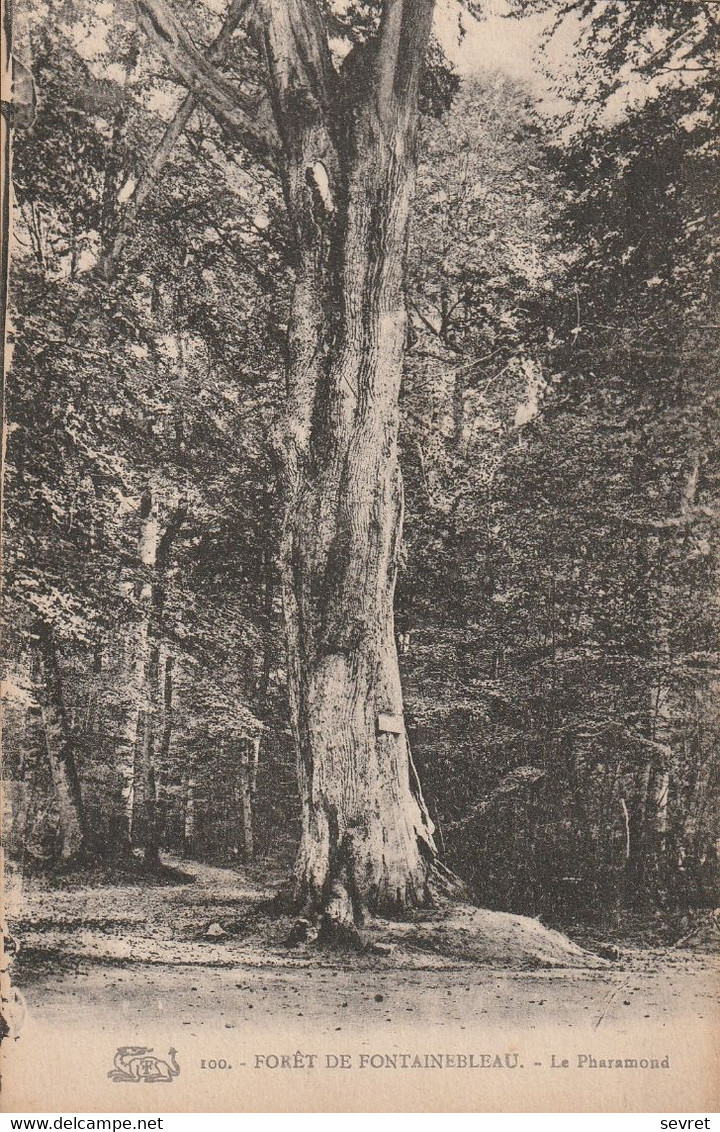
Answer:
5, 0, 718, 916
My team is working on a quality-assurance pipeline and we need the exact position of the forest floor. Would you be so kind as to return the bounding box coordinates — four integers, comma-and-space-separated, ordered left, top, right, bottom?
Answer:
5, 853, 719, 1038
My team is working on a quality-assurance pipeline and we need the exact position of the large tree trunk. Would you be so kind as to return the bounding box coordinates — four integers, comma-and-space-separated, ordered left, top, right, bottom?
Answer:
32, 621, 88, 862
135, 0, 448, 923
287, 324, 438, 918
263, 0, 441, 922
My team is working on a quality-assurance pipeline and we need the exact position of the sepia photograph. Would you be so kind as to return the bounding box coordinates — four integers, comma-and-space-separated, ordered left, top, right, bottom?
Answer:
1, 0, 718, 1114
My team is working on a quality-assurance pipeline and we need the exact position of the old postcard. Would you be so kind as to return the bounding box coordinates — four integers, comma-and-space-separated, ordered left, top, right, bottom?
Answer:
1, 0, 718, 1114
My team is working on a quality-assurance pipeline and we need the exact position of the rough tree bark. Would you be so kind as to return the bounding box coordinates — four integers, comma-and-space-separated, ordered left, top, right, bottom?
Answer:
135, 0, 453, 925
261, 0, 445, 923
32, 621, 88, 862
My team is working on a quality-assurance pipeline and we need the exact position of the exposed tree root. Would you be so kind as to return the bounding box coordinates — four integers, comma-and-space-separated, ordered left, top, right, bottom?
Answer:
427, 858, 471, 902
275, 833, 601, 967
316, 877, 366, 951
282, 874, 604, 967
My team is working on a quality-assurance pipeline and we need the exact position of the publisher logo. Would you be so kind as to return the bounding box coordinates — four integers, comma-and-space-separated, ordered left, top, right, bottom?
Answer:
108, 1047, 180, 1083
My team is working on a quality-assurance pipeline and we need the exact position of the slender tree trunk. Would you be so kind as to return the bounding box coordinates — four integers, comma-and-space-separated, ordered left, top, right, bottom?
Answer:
113, 636, 143, 855
184, 776, 197, 855
651, 769, 670, 847
129, 487, 184, 868
238, 738, 256, 860
136, 643, 161, 870
159, 655, 174, 763
626, 762, 652, 899
452, 369, 465, 446
647, 668, 671, 896
114, 490, 158, 853
155, 655, 174, 851
128, 488, 159, 865
255, 535, 276, 706
32, 622, 88, 862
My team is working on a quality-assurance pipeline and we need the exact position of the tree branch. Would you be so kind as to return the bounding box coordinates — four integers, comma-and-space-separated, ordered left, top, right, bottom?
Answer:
104, 0, 255, 275
569, 718, 673, 766
100, 90, 195, 276
620, 726, 672, 766
135, 0, 278, 164
409, 299, 443, 341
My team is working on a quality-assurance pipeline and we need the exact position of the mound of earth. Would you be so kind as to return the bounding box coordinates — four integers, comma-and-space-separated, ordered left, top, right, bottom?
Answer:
375, 903, 604, 968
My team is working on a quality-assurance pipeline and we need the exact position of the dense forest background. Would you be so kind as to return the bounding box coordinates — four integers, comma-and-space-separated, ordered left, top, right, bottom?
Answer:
3, 0, 718, 929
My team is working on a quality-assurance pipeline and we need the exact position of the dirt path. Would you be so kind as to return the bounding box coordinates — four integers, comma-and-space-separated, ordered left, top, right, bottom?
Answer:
14, 939, 719, 1037
3, 856, 718, 1111
6, 853, 717, 1032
